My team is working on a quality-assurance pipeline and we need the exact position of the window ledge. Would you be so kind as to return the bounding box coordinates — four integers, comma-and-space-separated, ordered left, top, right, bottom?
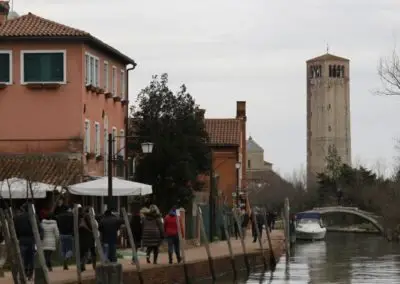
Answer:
0, 83, 8, 90
113, 96, 121, 102
121, 99, 129, 106
25, 83, 61, 90
85, 152, 96, 160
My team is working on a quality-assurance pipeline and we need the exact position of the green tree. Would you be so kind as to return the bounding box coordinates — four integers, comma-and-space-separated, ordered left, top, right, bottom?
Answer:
129, 74, 210, 211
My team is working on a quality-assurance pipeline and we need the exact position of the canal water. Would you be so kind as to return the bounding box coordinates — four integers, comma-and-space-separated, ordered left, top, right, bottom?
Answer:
216, 232, 400, 283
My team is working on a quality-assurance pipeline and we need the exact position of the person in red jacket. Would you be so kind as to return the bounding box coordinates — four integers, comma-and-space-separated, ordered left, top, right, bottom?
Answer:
164, 206, 183, 264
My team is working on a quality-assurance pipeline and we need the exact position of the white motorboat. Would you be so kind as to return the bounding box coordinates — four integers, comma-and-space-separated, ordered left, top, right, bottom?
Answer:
295, 212, 327, 241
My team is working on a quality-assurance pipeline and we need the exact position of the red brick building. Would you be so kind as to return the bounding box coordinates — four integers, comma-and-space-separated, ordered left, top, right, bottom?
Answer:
204, 101, 247, 207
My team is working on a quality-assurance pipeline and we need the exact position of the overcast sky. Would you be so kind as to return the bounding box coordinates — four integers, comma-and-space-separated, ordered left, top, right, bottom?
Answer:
14, 0, 400, 176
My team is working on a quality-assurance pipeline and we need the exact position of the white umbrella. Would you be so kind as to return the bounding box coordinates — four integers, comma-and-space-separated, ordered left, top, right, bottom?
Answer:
68, 177, 152, 196
0, 177, 62, 199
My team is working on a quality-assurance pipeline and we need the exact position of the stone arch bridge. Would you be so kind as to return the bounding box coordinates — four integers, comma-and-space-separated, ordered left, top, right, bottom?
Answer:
304, 206, 384, 234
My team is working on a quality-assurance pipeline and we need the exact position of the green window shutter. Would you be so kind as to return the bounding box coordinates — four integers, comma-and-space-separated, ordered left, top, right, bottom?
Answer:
23, 52, 64, 83
0, 53, 10, 83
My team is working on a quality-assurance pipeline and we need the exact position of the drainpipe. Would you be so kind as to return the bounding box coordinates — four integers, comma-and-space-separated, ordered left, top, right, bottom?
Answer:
125, 62, 137, 181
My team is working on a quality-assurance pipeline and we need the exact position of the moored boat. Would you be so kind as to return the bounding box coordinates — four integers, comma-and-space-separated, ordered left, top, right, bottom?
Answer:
295, 212, 327, 241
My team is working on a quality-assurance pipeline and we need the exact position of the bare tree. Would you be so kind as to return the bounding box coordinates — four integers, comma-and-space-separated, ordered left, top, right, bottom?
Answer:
376, 48, 400, 96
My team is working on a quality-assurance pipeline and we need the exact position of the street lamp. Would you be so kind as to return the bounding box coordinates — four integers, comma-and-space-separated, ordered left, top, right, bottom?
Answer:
107, 133, 153, 210
235, 161, 241, 208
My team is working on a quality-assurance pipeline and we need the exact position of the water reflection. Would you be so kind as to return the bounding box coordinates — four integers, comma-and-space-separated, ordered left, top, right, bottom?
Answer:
241, 233, 400, 283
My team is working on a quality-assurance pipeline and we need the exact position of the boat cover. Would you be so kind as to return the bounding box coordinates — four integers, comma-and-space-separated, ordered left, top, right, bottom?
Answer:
296, 211, 321, 220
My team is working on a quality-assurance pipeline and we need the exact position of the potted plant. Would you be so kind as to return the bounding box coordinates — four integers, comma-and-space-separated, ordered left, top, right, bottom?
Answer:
85, 152, 96, 159
113, 96, 121, 102
95, 155, 103, 162
0, 83, 7, 89
105, 92, 113, 99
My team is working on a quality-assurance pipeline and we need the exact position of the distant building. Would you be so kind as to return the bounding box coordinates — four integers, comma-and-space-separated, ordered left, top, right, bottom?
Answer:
246, 136, 272, 171
306, 53, 351, 187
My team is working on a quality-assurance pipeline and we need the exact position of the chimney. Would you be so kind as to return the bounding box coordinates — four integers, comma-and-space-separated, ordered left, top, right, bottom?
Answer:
236, 101, 246, 120
0, 1, 9, 25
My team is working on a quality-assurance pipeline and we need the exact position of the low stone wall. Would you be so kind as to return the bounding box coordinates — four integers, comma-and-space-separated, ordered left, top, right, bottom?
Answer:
70, 242, 284, 284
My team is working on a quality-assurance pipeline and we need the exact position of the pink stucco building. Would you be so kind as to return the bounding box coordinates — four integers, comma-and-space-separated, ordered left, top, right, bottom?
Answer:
0, 2, 135, 189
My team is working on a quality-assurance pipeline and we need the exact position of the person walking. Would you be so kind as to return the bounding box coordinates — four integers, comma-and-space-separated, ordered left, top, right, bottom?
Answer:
164, 206, 182, 264
14, 204, 43, 281
56, 207, 74, 270
41, 213, 60, 271
98, 210, 124, 262
142, 204, 164, 264
79, 208, 96, 271
251, 208, 264, 243
241, 209, 250, 239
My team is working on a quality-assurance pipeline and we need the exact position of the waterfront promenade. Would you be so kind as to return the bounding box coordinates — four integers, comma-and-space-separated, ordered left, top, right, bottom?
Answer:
0, 230, 284, 284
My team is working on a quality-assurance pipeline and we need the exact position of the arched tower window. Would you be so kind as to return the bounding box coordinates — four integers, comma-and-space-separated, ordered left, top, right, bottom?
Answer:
340, 65, 345, 78
329, 65, 332, 77
332, 65, 337, 78
336, 65, 341, 77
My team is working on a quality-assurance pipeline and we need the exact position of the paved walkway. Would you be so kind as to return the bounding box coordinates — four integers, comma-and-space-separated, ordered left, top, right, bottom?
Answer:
0, 230, 284, 284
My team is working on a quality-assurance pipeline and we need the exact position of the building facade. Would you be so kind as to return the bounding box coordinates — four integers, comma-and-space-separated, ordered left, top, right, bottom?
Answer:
202, 101, 247, 207
246, 136, 272, 172
0, 3, 135, 184
306, 53, 351, 186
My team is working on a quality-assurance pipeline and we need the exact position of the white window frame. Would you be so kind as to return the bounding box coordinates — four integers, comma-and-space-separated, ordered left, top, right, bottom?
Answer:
120, 69, 125, 99
120, 129, 125, 158
0, 50, 12, 84
84, 119, 91, 153
20, 50, 67, 84
104, 61, 109, 92
112, 66, 117, 96
112, 127, 118, 156
94, 122, 101, 157
85, 52, 100, 87
103, 116, 109, 175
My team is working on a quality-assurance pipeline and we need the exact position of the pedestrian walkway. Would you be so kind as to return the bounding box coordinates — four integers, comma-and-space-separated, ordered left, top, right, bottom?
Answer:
0, 230, 284, 284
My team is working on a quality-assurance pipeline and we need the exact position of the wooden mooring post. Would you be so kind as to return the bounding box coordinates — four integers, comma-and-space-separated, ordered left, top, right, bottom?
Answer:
27, 203, 49, 284
73, 204, 82, 284
231, 208, 250, 274
222, 213, 237, 280
284, 198, 290, 258
121, 208, 144, 284
262, 207, 276, 268
197, 205, 216, 281
176, 209, 190, 284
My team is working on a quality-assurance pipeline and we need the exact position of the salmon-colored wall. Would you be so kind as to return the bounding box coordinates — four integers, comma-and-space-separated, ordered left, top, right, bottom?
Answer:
82, 45, 127, 176
0, 41, 129, 177
0, 43, 83, 142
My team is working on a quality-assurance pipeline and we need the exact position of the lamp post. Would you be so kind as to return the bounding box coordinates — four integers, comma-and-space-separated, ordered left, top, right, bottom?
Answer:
235, 162, 241, 208
107, 133, 154, 210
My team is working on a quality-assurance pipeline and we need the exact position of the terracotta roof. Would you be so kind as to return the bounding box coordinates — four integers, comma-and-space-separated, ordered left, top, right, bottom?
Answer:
0, 13, 135, 64
0, 154, 83, 187
205, 118, 241, 146
307, 53, 349, 63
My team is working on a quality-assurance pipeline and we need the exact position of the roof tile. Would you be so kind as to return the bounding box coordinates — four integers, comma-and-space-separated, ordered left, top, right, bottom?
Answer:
205, 118, 241, 146
0, 13, 89, 37
0, 154, 83, 187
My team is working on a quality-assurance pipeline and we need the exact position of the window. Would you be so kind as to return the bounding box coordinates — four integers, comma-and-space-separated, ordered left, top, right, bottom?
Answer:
112, 127, 118, 156
21, 50, 66, 84
95, 122, 101, 156
84, 119, 90, 153
104, 61, 109, 92
112, 66, 117, 96
120, 129, 125, 158
120, 69, 125, 99
328, 125, 332, 132
0, 51, 12, 84
247, 160, 251, 169
103, 115, 108, 175
85, 53, 99, 87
